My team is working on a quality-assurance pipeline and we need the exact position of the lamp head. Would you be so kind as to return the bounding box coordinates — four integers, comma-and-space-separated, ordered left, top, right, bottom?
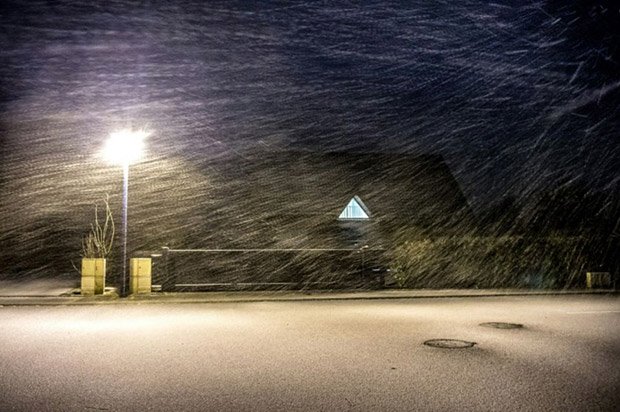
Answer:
103, 129, 149, 166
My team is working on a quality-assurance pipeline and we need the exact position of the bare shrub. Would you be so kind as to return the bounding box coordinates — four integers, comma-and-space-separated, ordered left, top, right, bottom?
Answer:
81, 195, 114, 258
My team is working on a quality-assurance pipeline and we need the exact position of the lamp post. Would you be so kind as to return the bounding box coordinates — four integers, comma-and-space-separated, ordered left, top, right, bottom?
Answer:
103, 129, 148, 296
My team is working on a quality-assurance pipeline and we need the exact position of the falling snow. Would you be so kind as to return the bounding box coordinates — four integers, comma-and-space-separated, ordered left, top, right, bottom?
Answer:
0, 1, 618, 289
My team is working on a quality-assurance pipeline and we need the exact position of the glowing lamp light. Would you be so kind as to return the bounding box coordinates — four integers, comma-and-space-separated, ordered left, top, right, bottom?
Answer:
103, 129, 148, 165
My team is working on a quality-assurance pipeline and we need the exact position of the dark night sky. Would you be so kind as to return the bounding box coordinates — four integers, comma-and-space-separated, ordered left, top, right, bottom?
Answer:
1, 0, 619, 213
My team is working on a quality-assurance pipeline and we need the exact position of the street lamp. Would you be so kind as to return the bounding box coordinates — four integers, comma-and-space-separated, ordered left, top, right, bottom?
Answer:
103, 129, 148, 296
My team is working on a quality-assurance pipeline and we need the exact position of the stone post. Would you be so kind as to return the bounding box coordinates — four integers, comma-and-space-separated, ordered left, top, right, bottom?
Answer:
130, 258, 152, 294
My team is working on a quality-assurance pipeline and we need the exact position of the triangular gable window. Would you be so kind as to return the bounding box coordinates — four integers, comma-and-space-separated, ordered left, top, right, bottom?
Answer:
339, 196, 370, 219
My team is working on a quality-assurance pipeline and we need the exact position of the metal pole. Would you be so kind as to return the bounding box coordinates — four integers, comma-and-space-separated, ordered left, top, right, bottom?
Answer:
161, 246, 170, 292
121, 162, 129, 296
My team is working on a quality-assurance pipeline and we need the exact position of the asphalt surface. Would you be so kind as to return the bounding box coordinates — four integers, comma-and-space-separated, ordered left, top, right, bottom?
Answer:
1, 295, 619, 411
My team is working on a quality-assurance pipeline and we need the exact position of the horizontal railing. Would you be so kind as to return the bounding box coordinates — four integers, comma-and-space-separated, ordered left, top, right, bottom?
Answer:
152, 246, 386, 291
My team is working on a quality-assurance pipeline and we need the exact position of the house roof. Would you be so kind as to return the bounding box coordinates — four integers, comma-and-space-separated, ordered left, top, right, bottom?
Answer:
198, 150, 474, 248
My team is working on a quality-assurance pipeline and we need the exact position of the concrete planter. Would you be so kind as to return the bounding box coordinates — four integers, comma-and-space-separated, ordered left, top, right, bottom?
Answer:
81, 258, 106, 295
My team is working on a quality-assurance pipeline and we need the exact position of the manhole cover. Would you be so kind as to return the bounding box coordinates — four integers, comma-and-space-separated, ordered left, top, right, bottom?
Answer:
480, 322, 523, 329
423, 339, 476, 349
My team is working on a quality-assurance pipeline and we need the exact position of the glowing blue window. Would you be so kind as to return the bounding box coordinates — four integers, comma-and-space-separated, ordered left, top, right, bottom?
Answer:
339, 196, 370, 219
